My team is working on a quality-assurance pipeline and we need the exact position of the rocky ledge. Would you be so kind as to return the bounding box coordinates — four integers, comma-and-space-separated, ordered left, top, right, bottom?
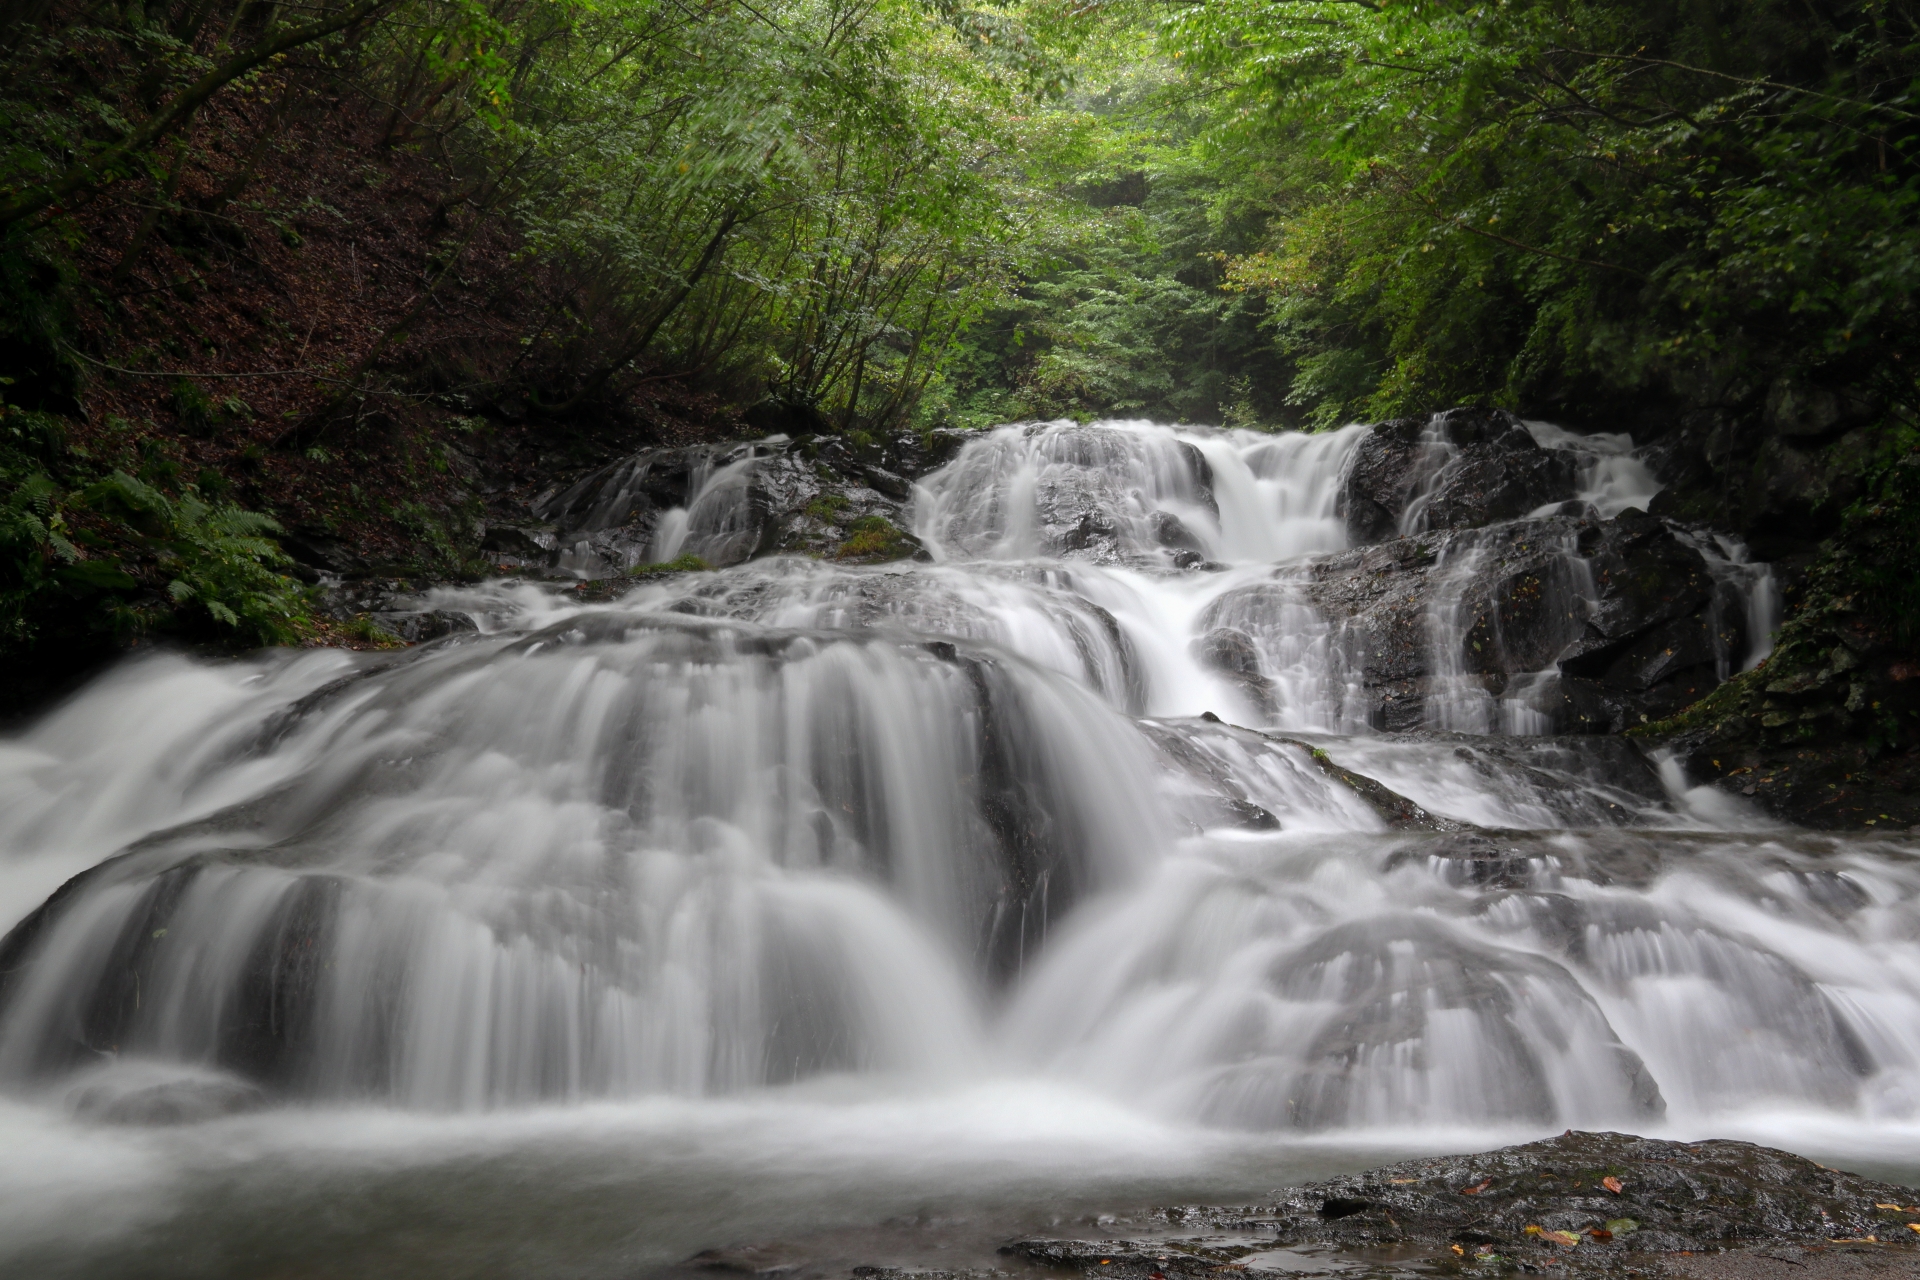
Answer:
1003, 1132, 1918, 1278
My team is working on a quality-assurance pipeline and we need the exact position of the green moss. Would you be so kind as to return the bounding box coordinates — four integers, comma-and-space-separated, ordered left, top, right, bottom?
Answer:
803, 492, 850, 521
343, 615, 404, 647
1630, 667, 1765, 740
628, 553, 710, 577
835, 515, 916, 561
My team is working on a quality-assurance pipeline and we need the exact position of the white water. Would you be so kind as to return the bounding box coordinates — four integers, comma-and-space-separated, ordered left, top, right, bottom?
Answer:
0, 419, 1904, 1276
1523, 419, 1664, 518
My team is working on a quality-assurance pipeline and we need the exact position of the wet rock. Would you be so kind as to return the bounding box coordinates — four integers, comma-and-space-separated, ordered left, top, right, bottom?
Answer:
1635, 533, 1920, 830
889, 427, 974, 477
1418, 414, 1581, 535
688, 1241, 816, 1274
368, 608, 477, 644
516, 434, 941, 577
1191, 627, 1276, 717
1336, 416, 1427, 544
860, 465, 913, 500
1206, 510, 1735, 733
279, 526, 371, 579
1005, 1131, 1920, 1278
1192, 627, 1263, 678
1136, 720, 1283, 832
1339, 408, 1580, 544
1150, 510, 1202, 552
1273, 737, 1471, 831
479, 523, 558, 557
1389, 828, 1562, 888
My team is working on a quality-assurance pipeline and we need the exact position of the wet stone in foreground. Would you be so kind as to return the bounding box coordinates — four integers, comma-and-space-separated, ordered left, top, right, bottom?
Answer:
1002, 1132, 1920, 1278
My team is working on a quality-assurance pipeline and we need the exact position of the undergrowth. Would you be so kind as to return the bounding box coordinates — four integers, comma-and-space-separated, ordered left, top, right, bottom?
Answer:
2, 382, 308, 712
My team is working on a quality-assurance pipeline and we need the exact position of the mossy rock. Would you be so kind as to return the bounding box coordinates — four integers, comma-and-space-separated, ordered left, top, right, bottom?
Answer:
834, 516, 921, 563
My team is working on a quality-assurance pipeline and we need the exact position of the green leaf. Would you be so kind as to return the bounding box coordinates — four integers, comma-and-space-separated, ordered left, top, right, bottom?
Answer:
55, 560, 138, 591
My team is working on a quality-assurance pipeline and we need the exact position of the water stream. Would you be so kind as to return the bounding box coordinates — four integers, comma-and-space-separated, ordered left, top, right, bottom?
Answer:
1, 420, 1915, 1278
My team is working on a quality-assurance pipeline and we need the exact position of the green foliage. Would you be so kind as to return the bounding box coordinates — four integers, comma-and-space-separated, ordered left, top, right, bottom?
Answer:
928, 24, 1318, 428
1154, 0, 1920, 427
2, 0, 1911, 719
1832, 447, 1920, 649
459, 0, 1078, 428
1, 379, 306, 703
76, 471, 304, 641
932, 0, 1919, 436
0, 456, 79, 656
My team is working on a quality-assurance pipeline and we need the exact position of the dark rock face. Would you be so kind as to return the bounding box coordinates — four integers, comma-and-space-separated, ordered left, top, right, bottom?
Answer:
1339, 408, 1581, 544
1206, 510, 1741, 733
1647, 607, 1920, 832
1633, 369, 1888, 559
279, 526, 372, 580
1002, 1130, 1920, 1278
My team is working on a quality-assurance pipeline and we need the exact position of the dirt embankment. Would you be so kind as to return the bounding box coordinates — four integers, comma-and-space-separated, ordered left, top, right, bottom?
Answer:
49, 77, 742, 578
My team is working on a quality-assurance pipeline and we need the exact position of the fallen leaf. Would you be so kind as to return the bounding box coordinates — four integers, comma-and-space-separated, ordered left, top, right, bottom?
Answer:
1605, 1218, 1639, 1236
1588, 1228, 1613, 1241
1390, 1178, 1418, 1184
1450, 1244, 1464, 1256
1544, 1230, 1581, 1247
1910, 1224, 1920, 1235
1602, 1176, 1624, 1194
1875, 1203, 1902, 1210
1460, 1178, 1492, 1195
1524, 1225, 1544, 1237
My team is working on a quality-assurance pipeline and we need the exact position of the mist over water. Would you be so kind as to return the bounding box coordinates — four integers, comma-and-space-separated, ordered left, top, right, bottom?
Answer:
1, 419, 1915, 1277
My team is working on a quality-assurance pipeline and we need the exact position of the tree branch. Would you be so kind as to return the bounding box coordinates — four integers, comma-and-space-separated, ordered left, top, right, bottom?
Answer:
1554, 48, 1920, 123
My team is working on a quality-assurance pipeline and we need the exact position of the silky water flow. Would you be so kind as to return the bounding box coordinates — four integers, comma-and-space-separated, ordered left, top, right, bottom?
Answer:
0, 420, 1915, 1279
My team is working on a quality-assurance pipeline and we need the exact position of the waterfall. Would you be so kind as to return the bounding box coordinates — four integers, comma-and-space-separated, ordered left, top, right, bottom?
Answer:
0, 419, 1910, 1175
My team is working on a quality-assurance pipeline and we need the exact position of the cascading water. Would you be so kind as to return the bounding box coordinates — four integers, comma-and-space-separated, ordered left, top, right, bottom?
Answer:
0, 417, 1908, 1278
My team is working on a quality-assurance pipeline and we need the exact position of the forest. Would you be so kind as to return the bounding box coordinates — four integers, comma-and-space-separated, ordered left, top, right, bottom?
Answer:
1, 0, 1916, 709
